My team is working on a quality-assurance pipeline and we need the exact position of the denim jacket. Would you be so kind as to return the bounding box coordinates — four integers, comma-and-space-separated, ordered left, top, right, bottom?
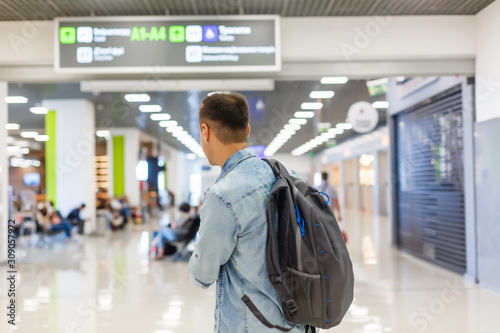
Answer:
189, 148, 304, 333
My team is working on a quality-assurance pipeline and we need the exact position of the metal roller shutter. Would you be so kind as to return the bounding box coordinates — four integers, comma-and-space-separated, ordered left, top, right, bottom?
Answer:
394, 84, 466, 273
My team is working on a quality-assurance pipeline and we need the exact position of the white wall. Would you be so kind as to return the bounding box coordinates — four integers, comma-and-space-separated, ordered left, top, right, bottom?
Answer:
282, 16, 476, 62
476, 0, 500, 122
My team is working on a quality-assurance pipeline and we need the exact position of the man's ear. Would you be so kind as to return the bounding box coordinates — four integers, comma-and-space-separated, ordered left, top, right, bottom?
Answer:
201, 123, 210, 142
247, 124, 251, 138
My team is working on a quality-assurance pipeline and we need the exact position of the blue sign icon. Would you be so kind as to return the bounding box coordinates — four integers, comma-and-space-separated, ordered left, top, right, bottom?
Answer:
202, 25, 219, 42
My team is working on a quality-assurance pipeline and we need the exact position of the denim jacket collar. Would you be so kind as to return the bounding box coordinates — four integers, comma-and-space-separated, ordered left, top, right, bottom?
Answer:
216, 148, 255, 183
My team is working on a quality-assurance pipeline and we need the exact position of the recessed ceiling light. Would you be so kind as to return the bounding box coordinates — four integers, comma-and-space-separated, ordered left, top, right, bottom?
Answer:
328, 128, 344, 135
139, 105, 161, 112
309, 91, 335, 99
159, 120, 178, 128
289, 118, 307, 125
301, 102, 323, 110
5, 96, 28, 104
5, 123, 20, 130
320, 77, 348, 84
372, 101, 389, 109
35, 135, 49, 142
30, 106, 48, 114
336, 123, 353, 130
20, 131, 38, 138
284, 124, 301, 131
124, 94, 150, 102
150, 113, 171, 121
294, 111, 315, 118
96, 130, 110, 138
167, 126, 183, 133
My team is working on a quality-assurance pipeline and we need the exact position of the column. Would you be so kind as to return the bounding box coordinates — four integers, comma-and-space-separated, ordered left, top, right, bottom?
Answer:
42, 99, 96, 235
338, 160, 345, 212
372, 152, 381, 217
107, 128, 140, 207
0, 82, 8, 262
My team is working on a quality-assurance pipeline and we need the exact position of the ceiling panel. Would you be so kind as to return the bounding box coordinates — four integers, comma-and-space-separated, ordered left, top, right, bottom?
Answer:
0, 0, 494, 21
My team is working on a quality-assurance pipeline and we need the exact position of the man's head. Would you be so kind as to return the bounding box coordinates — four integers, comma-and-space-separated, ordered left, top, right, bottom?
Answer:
199, 91, 250, 166
321, 172, 328, 181
79, 203, 86, 210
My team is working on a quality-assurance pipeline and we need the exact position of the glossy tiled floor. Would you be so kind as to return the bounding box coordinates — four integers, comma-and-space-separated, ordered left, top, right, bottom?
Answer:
3, 209, 500, 333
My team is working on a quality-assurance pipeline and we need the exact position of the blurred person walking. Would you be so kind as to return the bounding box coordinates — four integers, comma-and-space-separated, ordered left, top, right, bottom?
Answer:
317, 172, 342, 222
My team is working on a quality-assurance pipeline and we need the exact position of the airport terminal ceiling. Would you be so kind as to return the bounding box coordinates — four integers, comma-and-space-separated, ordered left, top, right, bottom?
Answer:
7, 80, 387, 154
0, 0, 495, 20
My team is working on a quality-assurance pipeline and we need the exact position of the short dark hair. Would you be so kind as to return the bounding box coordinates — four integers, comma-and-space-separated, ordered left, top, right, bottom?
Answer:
321, 172, 328, 181
199, 91, 249, 144
80, 203, 86, 208
179, 202, 191, 213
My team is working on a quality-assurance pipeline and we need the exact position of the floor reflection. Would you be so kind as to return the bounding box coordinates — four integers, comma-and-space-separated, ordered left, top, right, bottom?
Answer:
3, 209, 500, 333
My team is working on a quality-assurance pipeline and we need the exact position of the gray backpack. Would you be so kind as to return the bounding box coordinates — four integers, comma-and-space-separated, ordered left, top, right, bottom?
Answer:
242, 159, 354, 332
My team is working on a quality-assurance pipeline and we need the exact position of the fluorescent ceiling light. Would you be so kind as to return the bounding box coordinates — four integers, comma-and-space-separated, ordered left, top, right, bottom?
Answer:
328, 128, 344, 135
30, 106, 48, 114
139, 105, 161, 113
301, 102, 323, 110
5, 123, 20, 130
284, 124, 301, 131
35, 135, 49, 142
96, 130, 110, 138
289, 118, 307, 125
20, 148, 30, 154
320, 77, 348, 84
159, 120, 178, 128
172, 130, 188, 138
372, 101, 389, 109
167, 126, 183, 133
336, 123, 353, 130
309, 91, 335, 99
186, 154, 197, 160
124, 94, 150, 102
5, 96, 28, 104
294, 111, 315, 118
150, 113, 171, 121
20, 131, 38, 138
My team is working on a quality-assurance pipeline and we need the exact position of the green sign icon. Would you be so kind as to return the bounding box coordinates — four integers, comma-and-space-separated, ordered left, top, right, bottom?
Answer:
169, 26, 185, 43
60, 27, 76, 44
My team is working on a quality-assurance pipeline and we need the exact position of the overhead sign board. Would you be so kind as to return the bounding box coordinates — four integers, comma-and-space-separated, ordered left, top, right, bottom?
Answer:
55, 16, 280, 73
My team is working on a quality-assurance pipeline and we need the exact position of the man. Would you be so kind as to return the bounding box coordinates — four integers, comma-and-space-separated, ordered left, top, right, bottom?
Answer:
317, 172, 342, 222
189, 91, 304, 332
67, 203, 86, 234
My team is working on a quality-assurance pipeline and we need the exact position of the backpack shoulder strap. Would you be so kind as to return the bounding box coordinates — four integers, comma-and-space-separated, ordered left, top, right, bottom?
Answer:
241, 295, 296, 332
262, 158, 290, 177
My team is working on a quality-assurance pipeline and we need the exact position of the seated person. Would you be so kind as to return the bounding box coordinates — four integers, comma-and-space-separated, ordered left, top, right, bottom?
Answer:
36, 204, 52, 232
152, 203, 201, 260
67, 203, 86, 234
47, 211, 75, 242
